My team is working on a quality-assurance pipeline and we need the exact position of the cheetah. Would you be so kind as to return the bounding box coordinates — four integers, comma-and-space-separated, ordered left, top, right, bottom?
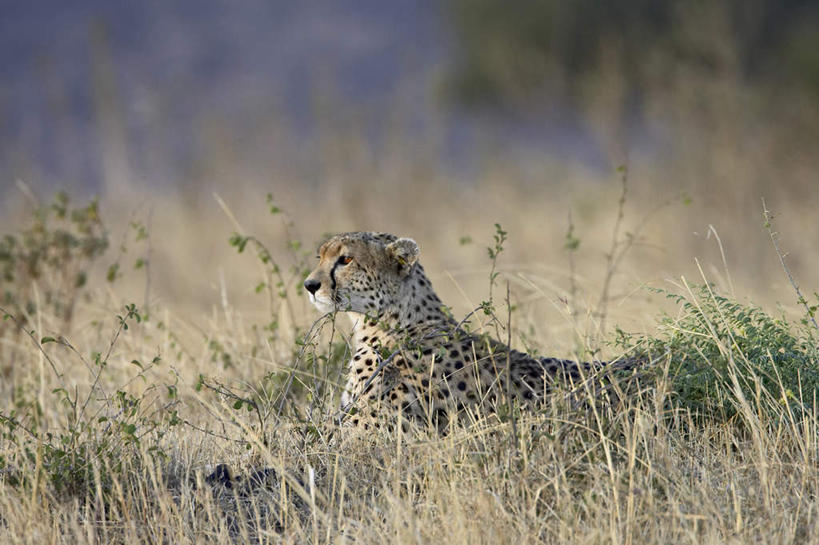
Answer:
304, 231, 630, 430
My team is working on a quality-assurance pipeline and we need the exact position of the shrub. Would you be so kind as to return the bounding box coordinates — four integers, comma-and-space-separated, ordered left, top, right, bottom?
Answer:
0, 192, 108, 329
618, 284, 819, 423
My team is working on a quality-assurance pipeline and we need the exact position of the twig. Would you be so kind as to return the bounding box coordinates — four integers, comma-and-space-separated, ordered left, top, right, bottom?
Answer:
275, 311, 337, 418
78, 305, 139, 424
762, 199, 818, 330
0, 306, 63, 380
214, 193, 297, 330
596, 165, 629, 336
565, 209, 578, 318
182, 418, 240, 443
505, 282, 518, 451
143, 207, 153, 315
594, 166, 681, 336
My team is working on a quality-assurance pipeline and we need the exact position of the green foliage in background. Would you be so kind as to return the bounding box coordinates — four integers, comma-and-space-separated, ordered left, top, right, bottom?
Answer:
0, 192, 108, 328
446, 0, 819, 108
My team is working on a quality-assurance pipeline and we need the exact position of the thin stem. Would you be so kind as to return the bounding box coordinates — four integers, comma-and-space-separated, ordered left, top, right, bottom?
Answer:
505, 282, 518, 451
596, 166, 629, 336
762, 199, 818, 330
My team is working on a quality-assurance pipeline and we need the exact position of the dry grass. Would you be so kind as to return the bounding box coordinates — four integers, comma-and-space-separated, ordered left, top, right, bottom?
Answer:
1, 105, 819, 542
1, 299, 818, 545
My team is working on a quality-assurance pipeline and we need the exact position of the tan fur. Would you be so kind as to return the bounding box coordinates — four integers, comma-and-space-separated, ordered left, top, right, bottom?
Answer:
304, 232, 602, 431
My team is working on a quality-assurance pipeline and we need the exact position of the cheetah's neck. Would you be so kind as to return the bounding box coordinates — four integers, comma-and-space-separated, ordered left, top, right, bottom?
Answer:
347, 263, 455, 347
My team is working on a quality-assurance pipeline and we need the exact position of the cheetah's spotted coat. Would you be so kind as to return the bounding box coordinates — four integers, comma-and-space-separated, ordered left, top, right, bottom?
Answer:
304, 232, 621, 430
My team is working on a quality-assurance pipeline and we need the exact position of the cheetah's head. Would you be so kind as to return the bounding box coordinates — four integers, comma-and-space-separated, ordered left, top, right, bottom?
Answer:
303, 232, 419, 315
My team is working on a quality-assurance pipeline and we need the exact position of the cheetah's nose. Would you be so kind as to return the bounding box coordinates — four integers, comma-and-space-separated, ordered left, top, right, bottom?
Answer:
304, 278, 321, 295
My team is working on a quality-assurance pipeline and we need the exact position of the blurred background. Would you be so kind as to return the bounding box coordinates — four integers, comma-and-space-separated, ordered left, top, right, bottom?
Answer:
1, 0, 818, 345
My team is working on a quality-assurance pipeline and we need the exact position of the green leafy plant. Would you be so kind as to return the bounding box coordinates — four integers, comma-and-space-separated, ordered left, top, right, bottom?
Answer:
0, 303, 179, 501
191, 195, 351, 448
223, 193, 312, 341
106, 209, 154, 315
485, 222, 507, 303
0, 192, 108, 329
618, 284, 819, 423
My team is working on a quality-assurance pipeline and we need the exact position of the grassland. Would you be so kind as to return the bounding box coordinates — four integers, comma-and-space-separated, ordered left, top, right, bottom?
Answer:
1, 132, 818, 545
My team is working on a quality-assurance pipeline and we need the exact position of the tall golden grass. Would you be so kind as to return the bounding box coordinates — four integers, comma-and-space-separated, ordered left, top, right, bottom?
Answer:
1, 67, 818, 543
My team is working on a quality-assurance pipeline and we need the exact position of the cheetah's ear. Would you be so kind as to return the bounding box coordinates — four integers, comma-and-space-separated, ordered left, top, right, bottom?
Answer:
386, 237, 420, 272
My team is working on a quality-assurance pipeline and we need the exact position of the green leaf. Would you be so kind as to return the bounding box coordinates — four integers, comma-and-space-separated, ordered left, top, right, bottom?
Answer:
229, 233, 249, 252
106, 263, 119, 283
41, 336, 56, 344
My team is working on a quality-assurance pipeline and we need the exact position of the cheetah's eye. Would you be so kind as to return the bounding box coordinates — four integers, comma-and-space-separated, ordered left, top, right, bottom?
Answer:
339, 255, 353, 265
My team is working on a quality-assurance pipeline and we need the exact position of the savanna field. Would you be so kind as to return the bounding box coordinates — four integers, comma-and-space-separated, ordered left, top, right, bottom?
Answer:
7, 2, 819, 542
1, 137, 818, 545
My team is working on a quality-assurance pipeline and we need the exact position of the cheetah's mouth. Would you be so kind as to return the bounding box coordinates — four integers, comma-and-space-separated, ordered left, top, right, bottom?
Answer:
308, 292, 336, 313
